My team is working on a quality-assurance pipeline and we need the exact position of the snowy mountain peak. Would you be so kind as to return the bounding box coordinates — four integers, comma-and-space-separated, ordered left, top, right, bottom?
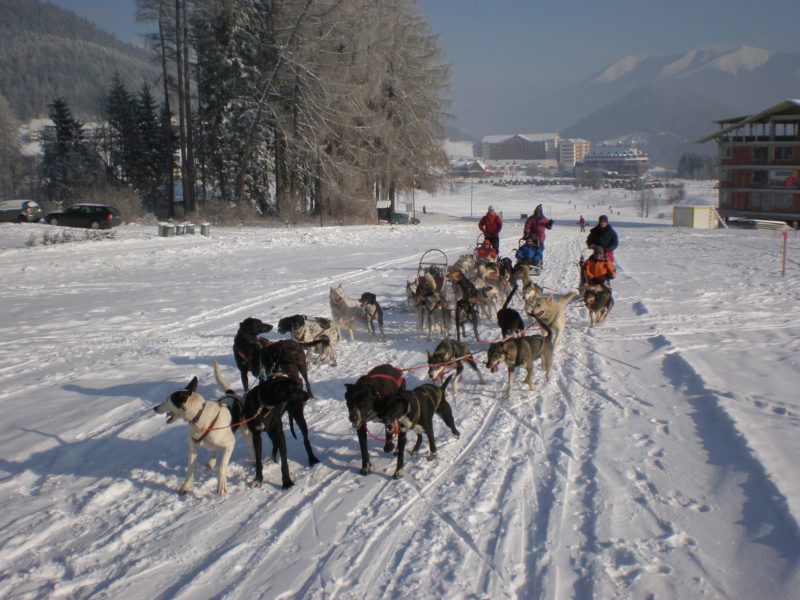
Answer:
680, 45, 772, 77
588, 46, 773, 86
590, 54, 650, 84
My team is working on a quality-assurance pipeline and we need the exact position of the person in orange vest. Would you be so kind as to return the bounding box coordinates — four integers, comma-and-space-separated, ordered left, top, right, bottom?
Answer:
476, 237, 498, 261
478, 205, 502, 252
584, 247, 616, 292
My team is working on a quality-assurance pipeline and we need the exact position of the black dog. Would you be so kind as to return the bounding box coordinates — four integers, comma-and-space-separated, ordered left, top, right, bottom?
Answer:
258, 339, 325, 398
233, 317, 273, 391
373, 375, 458, 479
344, 363, 406, 475
497, 284, 525, 337
358, 292, 386, 341
455, 298, 480, 341
215, 363, 319, 489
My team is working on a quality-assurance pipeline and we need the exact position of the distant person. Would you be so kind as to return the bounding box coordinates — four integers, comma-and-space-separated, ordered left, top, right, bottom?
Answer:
523, 204, 553, 248
478, 205, 502, 252
586, 214, 619, 262
578, 215, 586, 232
422, 205, 426, 214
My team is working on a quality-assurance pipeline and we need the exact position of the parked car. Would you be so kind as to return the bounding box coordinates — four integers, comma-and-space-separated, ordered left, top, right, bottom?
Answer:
377, 207, 420, 224
45, 204, 122, 229
0, 199, 42, 223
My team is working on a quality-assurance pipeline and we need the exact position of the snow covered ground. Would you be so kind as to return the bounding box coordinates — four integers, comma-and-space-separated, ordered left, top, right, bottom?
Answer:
1, 180, 798, 600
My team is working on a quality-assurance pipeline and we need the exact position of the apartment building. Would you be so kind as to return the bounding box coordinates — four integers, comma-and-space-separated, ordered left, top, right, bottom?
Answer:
697, 99, 800, 223
558, 138, 592, 172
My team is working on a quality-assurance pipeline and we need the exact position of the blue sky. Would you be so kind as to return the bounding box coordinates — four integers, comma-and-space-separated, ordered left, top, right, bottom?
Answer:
49, 0, 800, 133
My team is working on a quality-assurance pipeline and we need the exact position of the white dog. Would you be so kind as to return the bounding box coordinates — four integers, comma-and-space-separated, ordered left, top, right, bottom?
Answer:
153, 376, 254, 496
525, 291, 578, 345
329, 284, 369, 341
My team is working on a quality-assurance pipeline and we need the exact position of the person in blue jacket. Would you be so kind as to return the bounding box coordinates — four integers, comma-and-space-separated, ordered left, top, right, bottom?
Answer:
515, 237, 543, 267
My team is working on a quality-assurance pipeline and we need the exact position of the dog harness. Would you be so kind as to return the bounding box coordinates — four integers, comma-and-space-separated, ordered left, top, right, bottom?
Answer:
191, 403, 222, 444
368, 371, 405, 388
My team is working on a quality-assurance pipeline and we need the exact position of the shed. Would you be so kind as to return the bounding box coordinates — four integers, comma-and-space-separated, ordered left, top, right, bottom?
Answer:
673, 206, 719, 229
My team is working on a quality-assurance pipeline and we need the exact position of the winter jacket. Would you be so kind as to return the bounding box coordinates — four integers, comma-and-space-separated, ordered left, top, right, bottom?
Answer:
515, 243, 543, 265
586, 223, 619, 252
479, 212, 503, 236
523, 205, 553, 243
476, 246, 498, 260
584, 256, 616, 285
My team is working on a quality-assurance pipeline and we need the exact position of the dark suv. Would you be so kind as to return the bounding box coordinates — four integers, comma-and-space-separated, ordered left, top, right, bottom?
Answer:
45, 204, 122, 229
0, 199, 42, 223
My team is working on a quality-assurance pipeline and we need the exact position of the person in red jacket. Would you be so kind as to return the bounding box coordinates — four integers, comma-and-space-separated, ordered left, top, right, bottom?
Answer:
476, 238, 498, 261
478, 206, 502, 252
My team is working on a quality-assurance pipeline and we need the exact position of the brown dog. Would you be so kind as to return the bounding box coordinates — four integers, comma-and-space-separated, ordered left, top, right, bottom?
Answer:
582, 286, 614, 326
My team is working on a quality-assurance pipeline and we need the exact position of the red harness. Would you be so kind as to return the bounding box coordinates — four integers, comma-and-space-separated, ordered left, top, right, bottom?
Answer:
368, 371, 405, 388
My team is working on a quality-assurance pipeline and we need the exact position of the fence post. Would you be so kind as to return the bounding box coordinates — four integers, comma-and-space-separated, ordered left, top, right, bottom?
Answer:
781, 231, 788, 277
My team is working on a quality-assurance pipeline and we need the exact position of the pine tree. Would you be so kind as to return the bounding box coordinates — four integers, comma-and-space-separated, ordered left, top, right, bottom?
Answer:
41, 98, 99, 203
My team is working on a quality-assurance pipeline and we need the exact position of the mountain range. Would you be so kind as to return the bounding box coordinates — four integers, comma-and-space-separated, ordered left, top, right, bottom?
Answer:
2, 1, 798, 169
0, 0, 159, 122
483, 45, 800, 168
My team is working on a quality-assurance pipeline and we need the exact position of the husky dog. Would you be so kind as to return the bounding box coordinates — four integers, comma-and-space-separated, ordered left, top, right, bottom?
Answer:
485, 314, 554, 398
526, 290, 578, 344
427, 338, 484, 397
358, 292, 386, 341
413, 274, 451, 341
406, 279, 425, 330
329, 284, 369, 342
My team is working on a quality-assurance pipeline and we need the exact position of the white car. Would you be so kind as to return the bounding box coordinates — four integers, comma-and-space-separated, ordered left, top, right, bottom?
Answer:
0, 199, 42, 223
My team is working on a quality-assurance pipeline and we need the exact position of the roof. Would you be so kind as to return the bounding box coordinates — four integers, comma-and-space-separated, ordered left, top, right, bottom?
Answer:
695, 98, 800, 143
482, 133, 559, 144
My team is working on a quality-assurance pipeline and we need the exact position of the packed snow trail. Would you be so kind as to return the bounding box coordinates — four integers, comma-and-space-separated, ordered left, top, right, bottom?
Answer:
1, 183, 799, 599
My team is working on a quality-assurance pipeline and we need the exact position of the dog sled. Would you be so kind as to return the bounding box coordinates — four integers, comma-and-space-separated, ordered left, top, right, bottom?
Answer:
515, 237, 542, 277
417, 249, 449, 297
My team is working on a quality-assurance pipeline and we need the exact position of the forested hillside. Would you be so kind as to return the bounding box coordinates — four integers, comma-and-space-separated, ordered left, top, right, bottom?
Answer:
0, 0, 159, 121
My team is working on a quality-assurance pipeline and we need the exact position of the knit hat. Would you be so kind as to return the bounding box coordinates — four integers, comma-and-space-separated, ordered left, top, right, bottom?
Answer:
534, 204, 543, 215
488, 205, 495, 212
594, 246, 605, 255
599, 214, 608, 222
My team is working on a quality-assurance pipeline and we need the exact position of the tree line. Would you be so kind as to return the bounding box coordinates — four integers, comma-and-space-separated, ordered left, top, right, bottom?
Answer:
1, 0, 451, 224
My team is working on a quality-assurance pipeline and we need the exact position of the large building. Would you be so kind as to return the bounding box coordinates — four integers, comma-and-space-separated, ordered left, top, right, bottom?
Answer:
481, 133, 560, 161
697, 99, 800, 224
574, 145, 649, 180
558, 138, 592, 172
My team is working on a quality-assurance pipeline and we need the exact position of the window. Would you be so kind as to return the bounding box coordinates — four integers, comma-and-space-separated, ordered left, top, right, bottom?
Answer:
774, 146, 793, 161
721, 168, 731, 182
721, 145, 732, 159
752, 170, 768, 184
719, 191, 732, 207
748, 192, 770, 211
773, 193, 794, 210
752, 146, 768, 162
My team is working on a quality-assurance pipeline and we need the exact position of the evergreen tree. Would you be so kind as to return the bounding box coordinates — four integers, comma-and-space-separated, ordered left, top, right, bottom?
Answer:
105, 72, 137, 183
0, 94, 23, 197
41, 98, 99, 203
